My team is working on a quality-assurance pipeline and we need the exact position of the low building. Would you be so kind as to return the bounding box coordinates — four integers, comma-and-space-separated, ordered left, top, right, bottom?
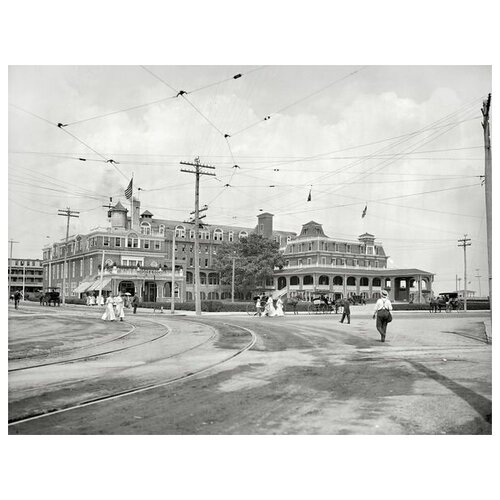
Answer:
274, 221, 434, 303
8, 258, 44, 297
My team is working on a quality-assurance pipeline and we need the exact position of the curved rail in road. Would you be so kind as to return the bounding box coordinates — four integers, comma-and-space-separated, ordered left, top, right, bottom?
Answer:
8, 323, 257, 428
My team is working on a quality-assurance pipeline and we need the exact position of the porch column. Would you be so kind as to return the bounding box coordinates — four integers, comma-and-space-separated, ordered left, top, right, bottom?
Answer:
418, 275, 422, 304
390, 277, 395, 301
343, 273, 347, 298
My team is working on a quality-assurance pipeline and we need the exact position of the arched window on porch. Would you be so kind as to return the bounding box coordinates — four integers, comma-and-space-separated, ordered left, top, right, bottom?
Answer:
372, 278, 381, 287
208, 273, 219, 285
186, 271, 193, 284
318, 275, 329, 285
333, 276, 343, 285
347, 277, 356, 286
200, 291, 206, 300
360, 277, 369, 286
290, 276, 299, 286
278, 277, 287, 289
200, 272, 207, 285
186, 291, 193, 301
303, 275, 313, 285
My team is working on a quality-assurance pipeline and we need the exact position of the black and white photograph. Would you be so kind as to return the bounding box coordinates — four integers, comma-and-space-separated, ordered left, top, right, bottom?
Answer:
2, 2, 497, 499
7, 63, 492, 436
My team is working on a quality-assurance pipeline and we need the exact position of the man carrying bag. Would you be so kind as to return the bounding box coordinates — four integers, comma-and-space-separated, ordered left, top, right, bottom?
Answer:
372, 290, 393, 342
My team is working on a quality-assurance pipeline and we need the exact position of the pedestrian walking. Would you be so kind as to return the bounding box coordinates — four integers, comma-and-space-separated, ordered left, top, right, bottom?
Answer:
265, 296, 276, 317
339, 297, 351, 324
13, 290, 21, 309
254, 296, 262, 316
275, 297, 284, 316
101, 296, 116, 321
373, 290, 393, 342
97, 294, 105, 306
131, 293, 139, 314
90, 294, 96, 306
115, 293, 125, 321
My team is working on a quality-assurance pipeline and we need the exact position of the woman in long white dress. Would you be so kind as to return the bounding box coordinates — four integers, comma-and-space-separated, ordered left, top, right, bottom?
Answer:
275, 297, 284, 316
101, 296, 116, 321
266, 296, 276, 317
114, 294, 125, 321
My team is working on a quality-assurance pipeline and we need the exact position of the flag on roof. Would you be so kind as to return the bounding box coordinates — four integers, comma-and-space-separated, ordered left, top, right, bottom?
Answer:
125, 178, 133, 199
361, 204, 367, 218
307, 187, 312, 202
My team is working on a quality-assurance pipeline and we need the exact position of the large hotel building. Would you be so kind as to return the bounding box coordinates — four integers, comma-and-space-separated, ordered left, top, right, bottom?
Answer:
41, 199, 434, 303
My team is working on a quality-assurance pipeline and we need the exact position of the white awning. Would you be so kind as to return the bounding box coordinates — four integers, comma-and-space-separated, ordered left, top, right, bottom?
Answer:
73, 281, 94, 294
87, 277, 112, 292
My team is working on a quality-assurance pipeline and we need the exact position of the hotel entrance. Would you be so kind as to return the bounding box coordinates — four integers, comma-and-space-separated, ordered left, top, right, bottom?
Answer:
144, 281, 157, 302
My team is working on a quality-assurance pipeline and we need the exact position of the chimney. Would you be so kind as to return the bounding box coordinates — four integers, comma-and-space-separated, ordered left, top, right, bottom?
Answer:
131, 197, 140, 231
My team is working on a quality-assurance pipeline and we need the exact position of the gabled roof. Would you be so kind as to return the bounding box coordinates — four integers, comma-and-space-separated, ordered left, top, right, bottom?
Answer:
112, 201, 127, 212
141, 210, 154, 217
359, 232, 375, 238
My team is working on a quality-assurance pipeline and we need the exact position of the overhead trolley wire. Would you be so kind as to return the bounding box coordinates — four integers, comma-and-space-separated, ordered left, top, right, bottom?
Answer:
229, 67, 367, 137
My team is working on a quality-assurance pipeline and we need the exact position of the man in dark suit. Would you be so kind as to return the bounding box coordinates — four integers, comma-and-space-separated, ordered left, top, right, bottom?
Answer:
339, 297, 351, 324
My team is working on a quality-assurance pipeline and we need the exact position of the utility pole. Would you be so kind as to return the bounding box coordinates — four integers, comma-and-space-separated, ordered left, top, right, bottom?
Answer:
455, 274, 458, 293
58, 207, 80, 305
8, 239, 19, 297
475, 269, 482, 298
98, 198, 114, 303
481, 94, 492, 307
171, 228, 176, 314
458, 235, 471, 311
231, 252, 236, 303
181, 157, 215, 316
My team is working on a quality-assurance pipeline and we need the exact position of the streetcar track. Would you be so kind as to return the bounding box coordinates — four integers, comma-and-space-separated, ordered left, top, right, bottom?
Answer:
8, 318, 170, 373
8, 323, 137, 361
8, 323, 257, 427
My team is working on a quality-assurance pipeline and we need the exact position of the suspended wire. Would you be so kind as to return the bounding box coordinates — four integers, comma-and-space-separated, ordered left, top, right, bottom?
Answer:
64, 95, 178, 127
9, 103, 57, 126
140, 65, 178, 92
229, 67, 367, 137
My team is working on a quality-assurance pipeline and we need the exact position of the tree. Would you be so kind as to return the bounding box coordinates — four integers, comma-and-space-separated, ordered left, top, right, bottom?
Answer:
213, 234, 285, 299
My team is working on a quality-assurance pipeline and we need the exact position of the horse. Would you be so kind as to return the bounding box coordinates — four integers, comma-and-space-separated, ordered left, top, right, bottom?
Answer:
429, 296, 447, 313
286, 296, 301, 315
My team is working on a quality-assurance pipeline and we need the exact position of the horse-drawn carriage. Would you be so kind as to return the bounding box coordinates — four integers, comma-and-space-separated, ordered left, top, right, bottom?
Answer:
40, 287, 61, 306
308, 295, 335, 314
430, 293, 463, 313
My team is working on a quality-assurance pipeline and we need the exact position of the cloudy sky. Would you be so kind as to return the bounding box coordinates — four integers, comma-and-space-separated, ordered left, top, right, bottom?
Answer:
8, 65, 491, 294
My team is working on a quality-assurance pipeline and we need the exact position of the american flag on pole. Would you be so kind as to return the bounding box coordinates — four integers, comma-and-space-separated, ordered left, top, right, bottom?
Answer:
361, 204, 367, 218
125, 178, 133, 199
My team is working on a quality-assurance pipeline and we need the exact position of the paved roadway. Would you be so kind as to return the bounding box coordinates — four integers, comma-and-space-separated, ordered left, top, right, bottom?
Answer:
8, 301, 492, 434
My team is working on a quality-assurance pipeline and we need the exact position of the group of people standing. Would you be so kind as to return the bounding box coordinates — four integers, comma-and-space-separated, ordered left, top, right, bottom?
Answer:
101, 293, 140, 321
254, 295, 284, 317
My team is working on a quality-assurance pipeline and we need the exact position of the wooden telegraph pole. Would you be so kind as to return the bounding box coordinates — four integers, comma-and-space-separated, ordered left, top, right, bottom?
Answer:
8, 239, 19, 297
58, 207, 80, 305
180, 157, 215, 316
458, 235, 471, 311
481, 94, 492, 307
171, 228, 176, 314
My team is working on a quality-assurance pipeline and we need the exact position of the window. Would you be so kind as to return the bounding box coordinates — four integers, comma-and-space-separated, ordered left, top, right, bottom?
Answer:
367, 246, 374, 255
307, 258, 312, 265
346, 244, 351, 253
143, 240, 150, 249
103, 236, 109, 247
159, 224, 165, 236
287, 236, 292, 243
353, 259, 358, 266
375, 261, 379, 268
189, 229, 195, 239
285, 260, 289, 267
213, 228, 223, 241
72, 261, 75, 278
347, 277, 356, 286
228, 231, 234, 242
373, 278, 381, 287
200, 273, 207, 285
331, 258, 336, 266
189, 257, 193, 266
155, 241, 161, 250
89, 258, 93, 275
208, 273, 219, 285
115, 237, 121, 247
175, 225, 186, 238
204, 259, 209, 267
239, 231, 248, 239
80, 259, 83, 277
360, 277, 369, 286
298, 259, 303, 267
303, 275, 313, 285
341, 258, 346, 266
308, 242, 313, 251
140, 222, 151, 235
321, 257, 326, 265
